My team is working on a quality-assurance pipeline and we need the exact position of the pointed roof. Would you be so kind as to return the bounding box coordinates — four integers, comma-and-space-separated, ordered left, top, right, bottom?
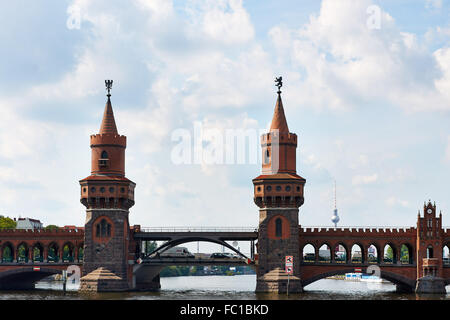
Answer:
270, 93, 289, 133
99, 96, 118, 134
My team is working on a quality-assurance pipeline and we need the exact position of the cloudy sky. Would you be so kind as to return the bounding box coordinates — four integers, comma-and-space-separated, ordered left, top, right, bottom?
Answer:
0, 0, 450, 243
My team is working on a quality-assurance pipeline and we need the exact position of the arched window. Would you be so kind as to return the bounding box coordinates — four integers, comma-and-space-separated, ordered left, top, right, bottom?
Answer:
96, 219, 112, 238
99, 151, 109, 167
275, 218, 282, 237
427, 245, 434, 258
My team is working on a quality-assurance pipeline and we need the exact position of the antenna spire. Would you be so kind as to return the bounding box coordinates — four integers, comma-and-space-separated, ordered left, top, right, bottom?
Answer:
331, 179, 340, 227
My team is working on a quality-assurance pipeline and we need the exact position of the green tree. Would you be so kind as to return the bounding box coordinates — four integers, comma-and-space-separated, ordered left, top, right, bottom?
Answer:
0, 216, 16, 229
385, 246, 394, 261
44, 225, 59, 231
145, 241, 157, 254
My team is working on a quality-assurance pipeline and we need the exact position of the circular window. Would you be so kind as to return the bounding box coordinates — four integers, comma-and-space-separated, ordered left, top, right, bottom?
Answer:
90, 187, 96, 193
109, 187, 114, 193
286, 186, 291, 191
276, 186, 282, 191
100, 187, 105, 193
266, 186, 272, 191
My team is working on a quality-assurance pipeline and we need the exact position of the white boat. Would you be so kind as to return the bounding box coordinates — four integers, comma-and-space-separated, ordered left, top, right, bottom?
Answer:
360, 275, 383, 283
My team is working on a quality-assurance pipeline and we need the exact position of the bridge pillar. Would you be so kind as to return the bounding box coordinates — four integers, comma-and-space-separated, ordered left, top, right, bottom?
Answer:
255, 208, 303, 293
132, 265, 162, 291
415, 258, 446, 294
396, 283, 414, 293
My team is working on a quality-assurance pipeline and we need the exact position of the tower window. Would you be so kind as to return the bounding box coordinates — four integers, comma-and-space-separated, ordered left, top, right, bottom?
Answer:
109, 187, 114, 193
100, 187, 105, 193
276, 186, 282, 191
263, 148, 270, 164
96, 219, 112, 238
266, 186, 272, 191
286, 186, 291, 191
427, 246, 434, 258
99, 151, 109, 167
275, 218, 282, 237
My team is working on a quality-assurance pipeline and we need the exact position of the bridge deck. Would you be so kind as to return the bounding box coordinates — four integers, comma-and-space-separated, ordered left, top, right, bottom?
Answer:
141, 257, 253, 266
135, 230, 258, 241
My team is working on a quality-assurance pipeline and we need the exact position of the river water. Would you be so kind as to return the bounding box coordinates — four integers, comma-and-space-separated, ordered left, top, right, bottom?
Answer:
0, 275, 449, 300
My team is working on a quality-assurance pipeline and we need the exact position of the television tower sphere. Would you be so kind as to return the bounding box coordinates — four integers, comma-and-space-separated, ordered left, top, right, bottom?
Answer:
331, 208, 340, 227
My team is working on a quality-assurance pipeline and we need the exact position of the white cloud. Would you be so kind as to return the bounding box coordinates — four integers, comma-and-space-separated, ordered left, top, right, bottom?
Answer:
386, 196, 409, 208
268, 0, 450, 112
425, 0, 443, 9
352, 174, 378, 186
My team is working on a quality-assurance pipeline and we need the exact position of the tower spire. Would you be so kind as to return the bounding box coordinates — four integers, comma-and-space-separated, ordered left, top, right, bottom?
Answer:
99, 80, 118, 135
270, 77, 289, 133
331, 180, 340, 227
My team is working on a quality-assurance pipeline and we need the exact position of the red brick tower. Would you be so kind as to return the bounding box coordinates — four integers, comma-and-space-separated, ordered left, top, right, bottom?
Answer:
79, 80, 136, 292
415, 200, 446, 293
253, 77, 306, 293
416, 201, 443, 277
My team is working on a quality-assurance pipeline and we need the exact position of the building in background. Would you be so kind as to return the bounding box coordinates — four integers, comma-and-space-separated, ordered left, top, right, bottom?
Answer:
15, 217, 43, 230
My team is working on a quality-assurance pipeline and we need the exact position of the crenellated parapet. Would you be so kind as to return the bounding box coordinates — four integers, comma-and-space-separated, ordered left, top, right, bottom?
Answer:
90, 133, 126, 148
261, 132, 297, 147
300, 226, 417, 238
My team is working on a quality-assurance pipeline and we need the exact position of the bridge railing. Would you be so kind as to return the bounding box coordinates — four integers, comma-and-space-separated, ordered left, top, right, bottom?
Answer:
139, 227, 258, 233
300, 226, 414, 232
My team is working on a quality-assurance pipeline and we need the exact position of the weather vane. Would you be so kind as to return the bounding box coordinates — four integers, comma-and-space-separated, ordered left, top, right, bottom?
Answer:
105, 80, 113, 97
275, 76, 282, 94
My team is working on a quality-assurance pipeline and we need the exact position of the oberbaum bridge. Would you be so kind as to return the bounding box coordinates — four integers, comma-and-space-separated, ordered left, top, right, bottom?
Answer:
0, 78, 449, 294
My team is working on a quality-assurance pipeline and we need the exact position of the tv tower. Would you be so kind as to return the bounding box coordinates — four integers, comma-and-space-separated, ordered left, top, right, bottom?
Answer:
331, 180, 340, 227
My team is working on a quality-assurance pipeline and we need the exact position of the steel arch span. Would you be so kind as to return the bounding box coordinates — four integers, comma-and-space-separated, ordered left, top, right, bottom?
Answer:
145, 237, 251, 260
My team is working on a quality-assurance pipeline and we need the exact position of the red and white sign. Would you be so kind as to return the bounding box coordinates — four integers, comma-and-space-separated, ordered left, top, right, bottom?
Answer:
137, 258, 143, 264
285, 256, 293, 266
285, 265, 293, 275
33, 267, 40, 271
245, 258, 252, 264
354, 268, 362, 273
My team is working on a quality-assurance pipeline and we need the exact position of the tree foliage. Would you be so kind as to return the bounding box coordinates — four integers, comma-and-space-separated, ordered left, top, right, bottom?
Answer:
0, 216, 16, 229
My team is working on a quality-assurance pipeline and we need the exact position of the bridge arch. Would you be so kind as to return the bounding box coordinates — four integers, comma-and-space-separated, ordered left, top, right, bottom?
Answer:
62, 242, 75, 262
301, 267, 415, 290
17, 242, 30, 263
301, 243, 316, 262
367, 243, 381, 263
146, 237, 250, 259
47, 242, 59, 262
318, 243, 332, 263
400, 243, 414, 264
31, 242, 44, 262
333, 243, 348, 263
1, 242, 14, 262
350, 243, 364, 264
382, 243, 397, 264
0, 267, 63, 290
